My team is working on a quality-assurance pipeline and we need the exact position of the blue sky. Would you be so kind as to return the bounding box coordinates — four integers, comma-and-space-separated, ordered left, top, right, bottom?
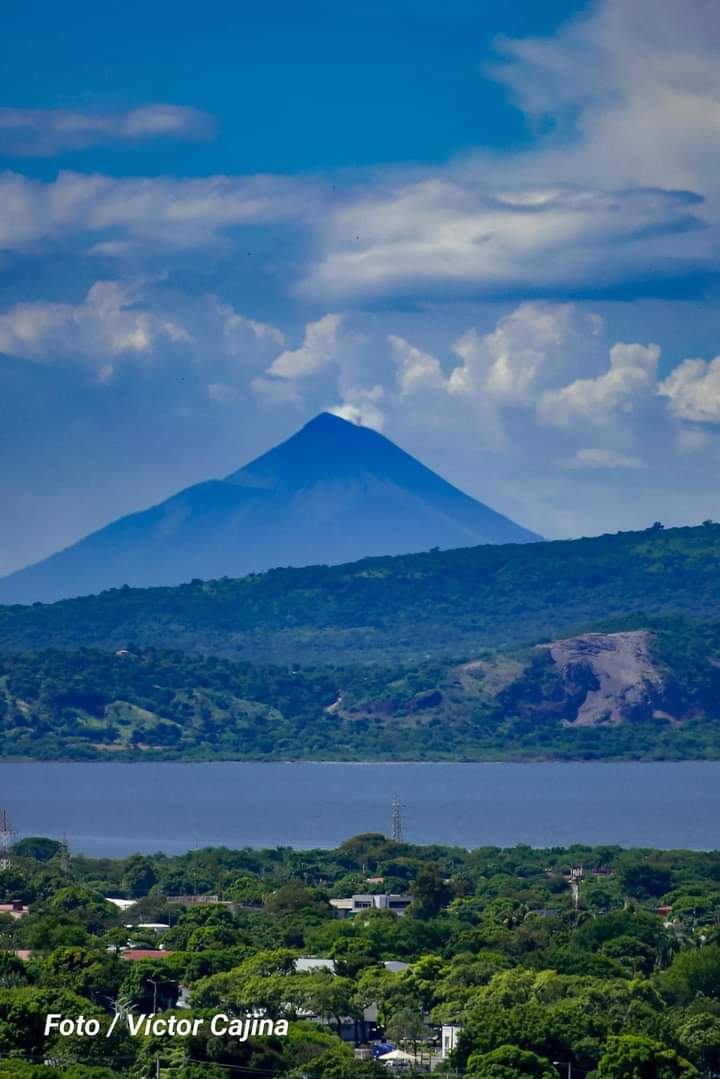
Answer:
2, 1, 579, 176
2, 0, 720, 575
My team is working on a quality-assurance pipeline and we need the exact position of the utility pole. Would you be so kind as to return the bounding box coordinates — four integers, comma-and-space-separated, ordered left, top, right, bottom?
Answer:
391, 794, 404, 843
569, 866, 583, 911
0, 809, 15, 870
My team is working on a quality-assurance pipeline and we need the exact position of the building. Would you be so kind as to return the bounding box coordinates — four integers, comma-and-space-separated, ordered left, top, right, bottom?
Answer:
440, 1024, 462, 1059
105, 897, 136, 912
295, 957, 336, 973
330, 893, 413, 918
0, 900, 29, 919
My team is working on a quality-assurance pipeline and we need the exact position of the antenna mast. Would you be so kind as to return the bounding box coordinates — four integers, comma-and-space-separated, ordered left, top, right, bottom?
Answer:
0, 810, 16, 871
391, 794, 405, 843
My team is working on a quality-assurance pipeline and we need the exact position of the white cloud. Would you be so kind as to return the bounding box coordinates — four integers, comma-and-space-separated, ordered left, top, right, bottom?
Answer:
448, 302, 600, 404
0, 105, 214, 155
538, 342, 661, 427
268, 314, 344, 379
0, 281, 191, 366
562, 448, 648, 470
659, 356, 720, 422
330, 385, 385, 431
302, 181, 703, 301
0, 170, 316, 253
0, 280, 284, 381
0, 3, 717, 308
491, 0, 720, 193
388, 335, 446, 396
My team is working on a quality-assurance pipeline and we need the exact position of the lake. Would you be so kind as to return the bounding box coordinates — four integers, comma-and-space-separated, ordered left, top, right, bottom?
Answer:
1, 761, 719, 856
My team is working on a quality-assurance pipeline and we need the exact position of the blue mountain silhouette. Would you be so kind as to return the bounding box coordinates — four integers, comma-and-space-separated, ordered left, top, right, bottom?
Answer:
0, 412, 541, 604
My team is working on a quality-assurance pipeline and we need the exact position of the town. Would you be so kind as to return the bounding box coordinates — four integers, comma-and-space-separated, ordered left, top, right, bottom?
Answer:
1, 820, 720, 1077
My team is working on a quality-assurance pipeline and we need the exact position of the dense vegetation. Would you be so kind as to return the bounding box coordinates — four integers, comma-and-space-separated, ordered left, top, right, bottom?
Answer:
1, 524, 720, 664
2, 614, 720, 760
2, 835, 720, 1076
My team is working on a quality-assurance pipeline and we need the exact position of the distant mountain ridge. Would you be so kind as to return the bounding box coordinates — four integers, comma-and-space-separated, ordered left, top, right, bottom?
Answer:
1, 524, 720, 665
0, 411, 540, 605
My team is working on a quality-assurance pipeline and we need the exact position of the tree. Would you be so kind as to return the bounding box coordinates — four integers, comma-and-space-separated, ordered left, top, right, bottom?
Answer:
596, 1035, 698, 1079
676, 1013, 720, 1074
467, 1044, 560, 1079
21, 913, 89, 951
660, 946, 720, 1004
303, 971, 358, 1035
265, 880, 327, 914
616, 861, 672, 900
0, 952, 30, 989
120, 958, 179, 1012
11, 838, 63, 863
385, 1006, 427, 1055
122, 854, 157, 898
48, 886, 118, 932
38, 946, 123, 1004
410, 864, 454, 920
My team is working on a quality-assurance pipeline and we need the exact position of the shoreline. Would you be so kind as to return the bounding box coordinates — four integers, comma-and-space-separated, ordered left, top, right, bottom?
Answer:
1, 756, 720, 765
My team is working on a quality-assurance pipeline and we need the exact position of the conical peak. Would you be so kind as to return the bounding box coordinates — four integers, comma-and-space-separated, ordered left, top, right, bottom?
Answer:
299, 411, 371, 438
226, 409, 394, 488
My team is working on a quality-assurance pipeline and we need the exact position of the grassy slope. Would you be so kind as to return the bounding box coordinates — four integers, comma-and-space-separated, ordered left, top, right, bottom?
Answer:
3, 617, 720, 762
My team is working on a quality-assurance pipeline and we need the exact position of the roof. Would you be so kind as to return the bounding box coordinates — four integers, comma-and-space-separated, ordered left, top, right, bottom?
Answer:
105, 897, 136, 911
295, 957, 335, 972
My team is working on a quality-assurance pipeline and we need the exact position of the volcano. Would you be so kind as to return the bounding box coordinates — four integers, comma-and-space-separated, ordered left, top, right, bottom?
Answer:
0, 412, 541, 604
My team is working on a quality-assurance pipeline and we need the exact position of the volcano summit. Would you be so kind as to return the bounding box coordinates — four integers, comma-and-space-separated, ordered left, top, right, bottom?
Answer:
0, 412, 540, 604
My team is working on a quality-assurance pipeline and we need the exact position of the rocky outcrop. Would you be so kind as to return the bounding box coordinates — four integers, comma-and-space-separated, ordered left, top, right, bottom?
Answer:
539, 630, 666, 725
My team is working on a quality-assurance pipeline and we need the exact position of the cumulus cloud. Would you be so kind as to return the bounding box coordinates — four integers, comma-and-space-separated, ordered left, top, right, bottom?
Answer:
0, 281, 191, 366
562, 448, 648, 470
389, 335, 446, 396
538, 342, 661, 428
0, 279, 283, 381
659, 356, 720, 422
448, 303, 602, 404
0, 104, 214, 155
267, 314, 344, 379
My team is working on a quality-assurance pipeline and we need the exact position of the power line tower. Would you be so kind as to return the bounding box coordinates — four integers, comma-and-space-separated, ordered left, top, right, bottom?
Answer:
0, 810, 15, 871
391, 794, 405, 843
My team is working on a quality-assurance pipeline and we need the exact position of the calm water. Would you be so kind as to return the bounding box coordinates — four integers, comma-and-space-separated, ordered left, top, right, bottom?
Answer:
1, 761, 719, 856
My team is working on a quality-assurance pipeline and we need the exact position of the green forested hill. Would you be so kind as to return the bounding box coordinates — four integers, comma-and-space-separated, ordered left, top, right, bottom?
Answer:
3, 618, 720, 761
1, 524, 720, 663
